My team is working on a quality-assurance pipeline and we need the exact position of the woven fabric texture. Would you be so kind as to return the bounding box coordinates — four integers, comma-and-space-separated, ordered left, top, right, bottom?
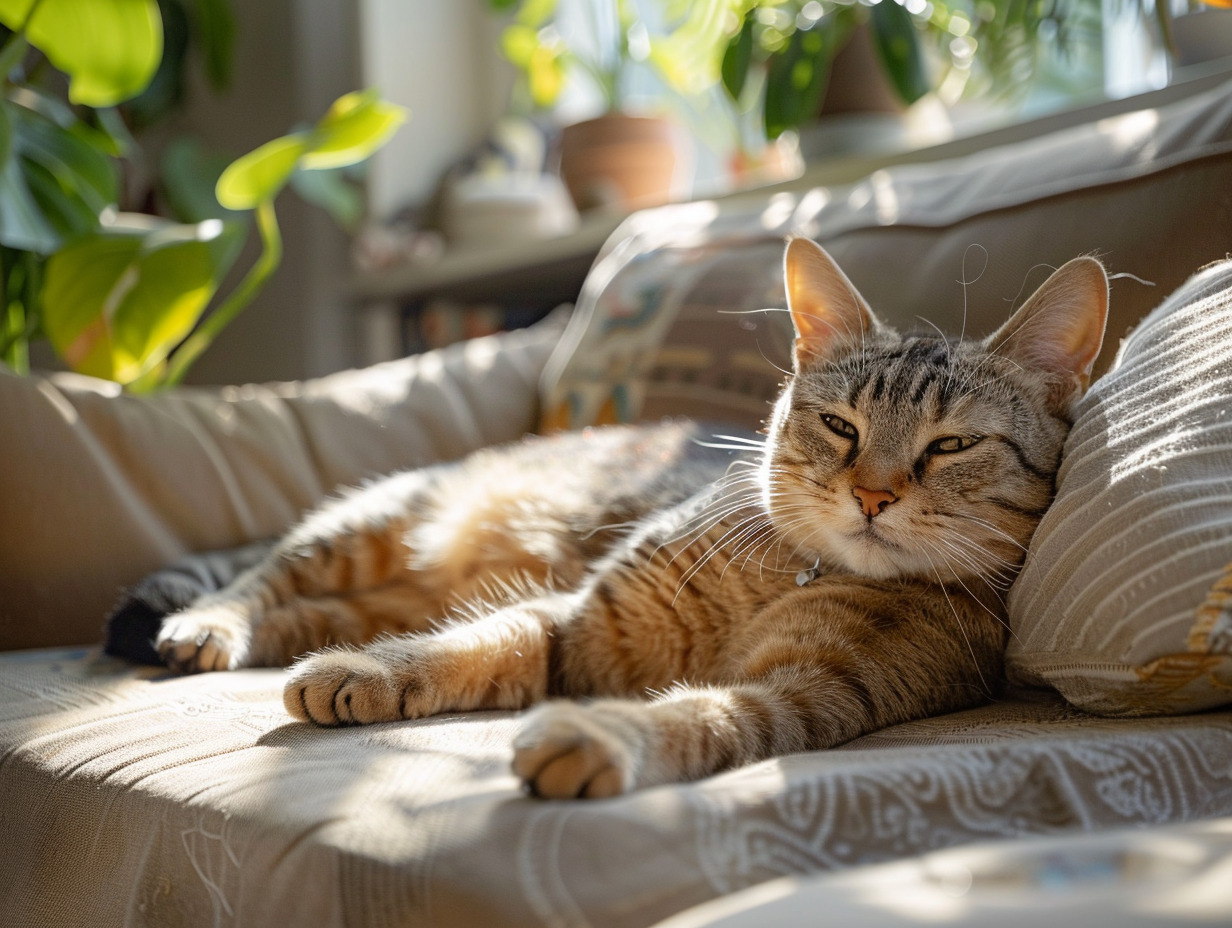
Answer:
3, 648, 1231, 928
1007, 260, 1232, 715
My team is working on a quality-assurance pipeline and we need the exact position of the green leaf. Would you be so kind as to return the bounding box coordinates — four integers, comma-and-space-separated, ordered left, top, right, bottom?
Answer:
19, 157, 101, 235
300, 89, 407, 171
216, 90, 405, 211
185, 0, 235, 90
9, 100, 118, 219
290, 167, 362, 232
721, 13, 755, 103
514, 0, 556, 27
0, 151, 61, 252
0, 0, 164, 107
764, 25, 832, 139
501, 23, 539, 68
123, 0, 189, 129
526, 43, 566, 108
215, 133, 308, 209
42, 218, 242, 383
0, 100, 10, 170
90, 107, 136, 158
161, 136, 239, 222
0, 99, 117, 251
869, 0, 929, 105
0, 31, 27, 78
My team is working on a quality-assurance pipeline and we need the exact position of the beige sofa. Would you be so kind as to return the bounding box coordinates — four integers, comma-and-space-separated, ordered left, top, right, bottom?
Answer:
3, 77, 1232, 927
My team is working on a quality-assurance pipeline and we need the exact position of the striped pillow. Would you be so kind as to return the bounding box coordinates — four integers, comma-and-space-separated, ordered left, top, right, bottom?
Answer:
1006, 260, 1232, 716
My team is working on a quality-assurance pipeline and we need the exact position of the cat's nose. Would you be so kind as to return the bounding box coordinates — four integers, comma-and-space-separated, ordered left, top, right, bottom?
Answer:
852, 487, 897, 518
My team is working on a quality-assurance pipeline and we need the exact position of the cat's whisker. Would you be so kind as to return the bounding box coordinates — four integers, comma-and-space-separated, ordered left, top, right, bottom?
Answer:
956, 243, 987, 349
671, 539, 745, 602
691, 439, 763, 453
723, 523, 782, 581
946, 513, 1031, 553
704, 433, 768, 448
928, 534, 1016, 592
915, 537, 1019, 642
932, 528, 1021, 572
579, 518, 641, 541
650, 494, 766, 562
910, 543, 995, 697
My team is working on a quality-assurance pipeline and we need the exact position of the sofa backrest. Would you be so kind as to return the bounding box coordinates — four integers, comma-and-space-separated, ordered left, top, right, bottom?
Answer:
540, 76, 1232, 432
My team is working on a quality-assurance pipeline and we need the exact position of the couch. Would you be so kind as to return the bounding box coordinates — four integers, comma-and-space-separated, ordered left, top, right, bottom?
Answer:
3, 75, 1232, 927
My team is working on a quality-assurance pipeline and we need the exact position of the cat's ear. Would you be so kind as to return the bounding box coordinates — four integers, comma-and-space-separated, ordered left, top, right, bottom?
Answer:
986, 256, 1109, 406
784, 237, 881, 368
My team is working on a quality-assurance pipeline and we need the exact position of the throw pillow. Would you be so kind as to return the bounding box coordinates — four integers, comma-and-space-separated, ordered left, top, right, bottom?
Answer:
1006, 259, 1232, 716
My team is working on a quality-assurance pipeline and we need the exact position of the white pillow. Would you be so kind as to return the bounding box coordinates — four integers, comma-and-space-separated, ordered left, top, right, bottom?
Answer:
1007, 260, 1232, 716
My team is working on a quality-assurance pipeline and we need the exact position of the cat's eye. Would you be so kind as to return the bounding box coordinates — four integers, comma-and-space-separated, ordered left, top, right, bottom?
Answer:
820, 414, 858, 440
928, 435, 983, 455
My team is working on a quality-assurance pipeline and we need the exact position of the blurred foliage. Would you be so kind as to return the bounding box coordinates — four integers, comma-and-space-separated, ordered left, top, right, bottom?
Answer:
491, 0, 740, 112
0, 1, 404, 389
487, 0, 1105, 139
724, 0, 1103, 138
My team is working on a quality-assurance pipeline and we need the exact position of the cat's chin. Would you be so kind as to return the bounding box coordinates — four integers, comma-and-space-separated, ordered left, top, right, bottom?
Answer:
838, 536, 910, 580
790, 526, 910, 581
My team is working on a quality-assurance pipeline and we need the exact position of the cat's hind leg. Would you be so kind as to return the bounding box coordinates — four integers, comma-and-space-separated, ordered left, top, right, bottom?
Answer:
157, 470, 448, 672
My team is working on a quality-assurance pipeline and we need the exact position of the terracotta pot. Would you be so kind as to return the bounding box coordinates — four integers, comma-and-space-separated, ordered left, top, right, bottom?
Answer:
558, 113, 690, 211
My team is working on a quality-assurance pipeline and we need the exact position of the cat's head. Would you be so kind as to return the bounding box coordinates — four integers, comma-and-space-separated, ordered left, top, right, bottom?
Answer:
761, 237, 1108, 587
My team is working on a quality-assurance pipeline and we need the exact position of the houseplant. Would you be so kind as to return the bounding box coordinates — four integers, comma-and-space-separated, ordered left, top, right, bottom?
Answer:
719, 0, 1105, 140
0, 0, 403, 390
488, 0, 734, 209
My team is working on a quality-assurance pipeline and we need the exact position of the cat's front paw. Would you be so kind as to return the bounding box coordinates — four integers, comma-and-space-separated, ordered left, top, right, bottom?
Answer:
512, 703, 639, 800
284, 644, 445, 726
284, 649, 404, 726
157, 605, 252, 673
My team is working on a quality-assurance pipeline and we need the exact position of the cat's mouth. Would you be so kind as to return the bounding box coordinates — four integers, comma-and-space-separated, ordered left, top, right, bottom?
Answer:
852, 520, 899, 549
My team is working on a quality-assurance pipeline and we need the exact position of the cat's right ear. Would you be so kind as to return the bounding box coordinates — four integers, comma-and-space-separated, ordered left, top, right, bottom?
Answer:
784, 237, 880, 368
985, 256, 1109, 408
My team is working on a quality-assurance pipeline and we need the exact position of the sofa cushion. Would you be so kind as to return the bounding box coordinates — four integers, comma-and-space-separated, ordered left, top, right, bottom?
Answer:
0, 318, 562, 651
539, 77, 1232, 432
3, 646, 1231, 927
1006, 259, 1232, 716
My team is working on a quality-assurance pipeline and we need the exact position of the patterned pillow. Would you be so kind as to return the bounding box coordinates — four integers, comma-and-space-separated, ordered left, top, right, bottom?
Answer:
1006, 260, 1232, 716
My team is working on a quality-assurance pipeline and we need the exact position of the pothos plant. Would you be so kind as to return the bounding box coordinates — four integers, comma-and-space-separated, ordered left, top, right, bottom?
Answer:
0, 0, 404, 391
719, 0, 1104, 139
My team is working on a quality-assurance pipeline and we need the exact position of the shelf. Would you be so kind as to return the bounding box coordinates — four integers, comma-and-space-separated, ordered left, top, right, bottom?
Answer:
347, 210, 625, 306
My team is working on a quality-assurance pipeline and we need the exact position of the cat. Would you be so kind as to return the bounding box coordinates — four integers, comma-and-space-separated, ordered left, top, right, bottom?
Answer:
154, 237, 1108, 799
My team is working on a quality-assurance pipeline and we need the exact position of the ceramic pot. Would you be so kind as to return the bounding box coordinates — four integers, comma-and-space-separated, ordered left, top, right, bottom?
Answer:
558, 113, 690, 211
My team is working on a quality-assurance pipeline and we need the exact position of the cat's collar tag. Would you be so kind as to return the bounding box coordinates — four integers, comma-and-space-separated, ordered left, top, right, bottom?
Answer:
795, 558, 822, 586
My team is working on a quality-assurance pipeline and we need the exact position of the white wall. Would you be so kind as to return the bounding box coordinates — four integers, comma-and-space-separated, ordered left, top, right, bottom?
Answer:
360, 0, 511, 217
179, 0, 361, 385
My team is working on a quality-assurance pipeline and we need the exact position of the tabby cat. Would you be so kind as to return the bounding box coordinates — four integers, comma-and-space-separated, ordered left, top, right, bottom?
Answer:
156, 238, 1108, 799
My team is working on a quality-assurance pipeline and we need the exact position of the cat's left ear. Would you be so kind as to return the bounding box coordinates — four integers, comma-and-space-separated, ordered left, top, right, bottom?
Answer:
784, 237, 883, 368
985, 256, 1109, 407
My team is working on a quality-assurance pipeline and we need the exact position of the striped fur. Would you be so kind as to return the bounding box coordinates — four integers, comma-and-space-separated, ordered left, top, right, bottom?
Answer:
156, 239, 1108, 799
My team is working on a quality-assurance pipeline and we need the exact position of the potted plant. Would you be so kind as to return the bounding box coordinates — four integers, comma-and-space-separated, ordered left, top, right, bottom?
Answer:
718, 0, 1107, 143
0, 0, 404, 390
488, 0, 733, 210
